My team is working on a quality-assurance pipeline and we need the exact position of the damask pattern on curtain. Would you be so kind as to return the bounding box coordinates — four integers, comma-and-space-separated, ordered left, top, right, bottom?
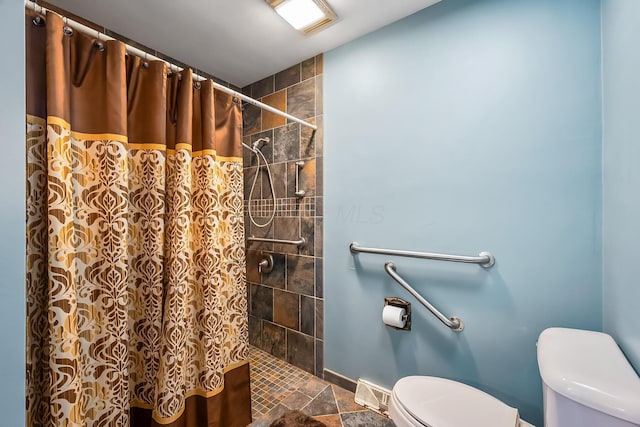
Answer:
26, 11, 250, 427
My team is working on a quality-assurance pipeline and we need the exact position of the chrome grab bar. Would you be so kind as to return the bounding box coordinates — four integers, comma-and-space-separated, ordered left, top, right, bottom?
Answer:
350, 242, 495, 268
248, 236, 306, 248
294, 161, 305, 198
384, 262, 464, 332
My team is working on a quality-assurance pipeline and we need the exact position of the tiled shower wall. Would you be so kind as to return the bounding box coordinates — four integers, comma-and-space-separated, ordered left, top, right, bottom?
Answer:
242, 55, 324, 377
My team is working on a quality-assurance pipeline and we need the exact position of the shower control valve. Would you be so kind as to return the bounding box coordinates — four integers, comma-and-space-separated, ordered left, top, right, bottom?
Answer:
257, 252, 274, 274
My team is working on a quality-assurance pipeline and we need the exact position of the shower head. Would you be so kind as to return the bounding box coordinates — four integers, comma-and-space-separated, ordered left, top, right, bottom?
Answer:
241, 137, 271, 155
252, 137, 270, 151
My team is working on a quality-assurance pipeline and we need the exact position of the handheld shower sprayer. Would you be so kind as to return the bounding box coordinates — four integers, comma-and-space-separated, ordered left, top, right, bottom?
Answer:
252, 137, 270, 152
241, 137, 270, 154
242, 136, 276, 228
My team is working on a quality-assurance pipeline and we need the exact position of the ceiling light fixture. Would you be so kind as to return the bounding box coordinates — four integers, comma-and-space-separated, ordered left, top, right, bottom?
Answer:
267, 0, 338, 35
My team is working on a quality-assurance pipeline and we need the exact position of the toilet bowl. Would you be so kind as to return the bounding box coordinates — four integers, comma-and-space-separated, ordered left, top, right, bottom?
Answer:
389, 375, 534, 427
389, 328, 640, 427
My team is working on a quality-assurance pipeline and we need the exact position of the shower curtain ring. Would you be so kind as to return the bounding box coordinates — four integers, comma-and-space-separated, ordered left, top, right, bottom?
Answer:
61, 16, 72, 36
94, 32, 104, 51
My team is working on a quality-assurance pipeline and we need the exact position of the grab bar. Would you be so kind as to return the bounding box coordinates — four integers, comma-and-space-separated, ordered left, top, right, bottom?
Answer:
384, 262, 464, 332
350, 242, 495, 268
294, 161, 305, 198
248, 236, 306, 248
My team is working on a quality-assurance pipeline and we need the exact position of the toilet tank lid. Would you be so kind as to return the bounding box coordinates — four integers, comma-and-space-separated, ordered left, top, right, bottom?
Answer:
537, 327, 640, 424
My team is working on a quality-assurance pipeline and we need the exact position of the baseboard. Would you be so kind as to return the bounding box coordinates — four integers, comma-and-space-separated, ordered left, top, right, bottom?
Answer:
323, 368, 357, 392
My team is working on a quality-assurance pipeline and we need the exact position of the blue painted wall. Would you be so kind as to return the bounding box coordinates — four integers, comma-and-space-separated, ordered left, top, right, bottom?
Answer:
602, 0, 640, 373
324, 0, 602, 424
0, 0, 25, 425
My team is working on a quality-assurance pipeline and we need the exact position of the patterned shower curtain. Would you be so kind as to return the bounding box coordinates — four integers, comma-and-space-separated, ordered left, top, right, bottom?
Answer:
25, 10, 250, 427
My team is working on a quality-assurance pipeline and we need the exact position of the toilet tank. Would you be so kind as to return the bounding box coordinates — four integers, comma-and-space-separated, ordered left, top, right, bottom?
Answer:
537, 328, 640, 427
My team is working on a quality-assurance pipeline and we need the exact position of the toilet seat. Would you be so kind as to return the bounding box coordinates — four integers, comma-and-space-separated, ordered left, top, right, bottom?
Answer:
391, 376, 521, 427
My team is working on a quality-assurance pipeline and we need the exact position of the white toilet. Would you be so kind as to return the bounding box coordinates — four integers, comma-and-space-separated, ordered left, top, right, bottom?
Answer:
389, 375, 534, 426
389, 327, 640, 427
537, 327, 640, 427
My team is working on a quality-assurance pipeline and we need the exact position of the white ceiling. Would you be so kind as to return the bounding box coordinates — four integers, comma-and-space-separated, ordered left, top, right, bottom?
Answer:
48, 0, 441, 87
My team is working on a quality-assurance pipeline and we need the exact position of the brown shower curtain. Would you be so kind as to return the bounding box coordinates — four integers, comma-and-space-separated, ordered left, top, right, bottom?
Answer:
25, 10, 250, 427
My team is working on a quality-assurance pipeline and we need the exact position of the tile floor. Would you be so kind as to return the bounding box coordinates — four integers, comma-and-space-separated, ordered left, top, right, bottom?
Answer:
249, 346, 395, 427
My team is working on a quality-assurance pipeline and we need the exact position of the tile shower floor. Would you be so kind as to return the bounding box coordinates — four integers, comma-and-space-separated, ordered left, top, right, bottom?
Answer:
249, 346, 395, 427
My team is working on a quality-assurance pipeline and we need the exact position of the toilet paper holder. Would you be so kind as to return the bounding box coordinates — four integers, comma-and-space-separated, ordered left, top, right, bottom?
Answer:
384, 297, 411, 331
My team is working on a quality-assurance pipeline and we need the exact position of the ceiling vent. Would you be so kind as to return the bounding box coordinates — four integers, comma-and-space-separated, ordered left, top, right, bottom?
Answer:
267, 0, 338, 35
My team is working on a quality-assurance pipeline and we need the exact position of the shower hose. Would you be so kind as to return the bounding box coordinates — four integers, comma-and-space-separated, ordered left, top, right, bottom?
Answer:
247, 146, 276, 228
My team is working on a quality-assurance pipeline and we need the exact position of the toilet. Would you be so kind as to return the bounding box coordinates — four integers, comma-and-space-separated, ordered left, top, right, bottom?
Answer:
389, 327, 640, 427
389, 375, 534, 426
537, 328, 640, 427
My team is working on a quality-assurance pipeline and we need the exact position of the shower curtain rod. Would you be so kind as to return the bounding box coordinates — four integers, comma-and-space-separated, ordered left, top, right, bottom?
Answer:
24, 0, 318, 132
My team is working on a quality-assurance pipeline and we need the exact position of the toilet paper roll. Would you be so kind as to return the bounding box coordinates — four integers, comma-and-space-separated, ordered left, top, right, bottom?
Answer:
382, 305, 406, 328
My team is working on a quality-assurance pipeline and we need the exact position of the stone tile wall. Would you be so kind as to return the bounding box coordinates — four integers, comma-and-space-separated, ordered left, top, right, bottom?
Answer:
243, 55, 324, 376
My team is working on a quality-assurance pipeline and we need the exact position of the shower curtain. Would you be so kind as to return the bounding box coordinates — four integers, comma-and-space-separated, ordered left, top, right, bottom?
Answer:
25, 11, 250, 427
